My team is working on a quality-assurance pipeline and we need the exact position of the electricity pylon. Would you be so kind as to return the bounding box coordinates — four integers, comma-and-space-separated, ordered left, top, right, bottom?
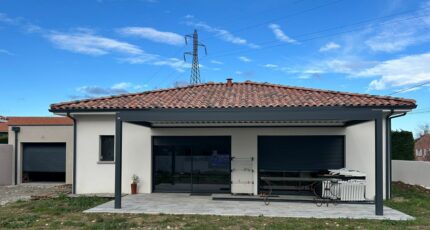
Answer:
184, 30, 207, 85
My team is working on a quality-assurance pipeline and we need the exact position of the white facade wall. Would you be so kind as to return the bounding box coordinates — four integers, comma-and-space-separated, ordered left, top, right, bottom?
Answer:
75, 114, 387, 200
345, 121, 387, 200
75, 115, 116, 193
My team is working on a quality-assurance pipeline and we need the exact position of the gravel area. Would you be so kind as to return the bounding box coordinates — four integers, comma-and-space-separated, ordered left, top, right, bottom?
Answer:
0, 183, 71, 206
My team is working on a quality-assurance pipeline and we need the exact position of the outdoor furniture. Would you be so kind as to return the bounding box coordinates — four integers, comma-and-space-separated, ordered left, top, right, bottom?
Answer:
259, 176, 340, 206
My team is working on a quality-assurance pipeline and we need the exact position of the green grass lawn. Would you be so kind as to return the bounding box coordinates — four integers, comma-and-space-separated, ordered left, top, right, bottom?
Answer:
0, 182, 429, 229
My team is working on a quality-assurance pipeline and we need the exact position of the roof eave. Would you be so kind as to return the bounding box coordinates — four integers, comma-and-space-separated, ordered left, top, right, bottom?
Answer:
49, 104, 417, 114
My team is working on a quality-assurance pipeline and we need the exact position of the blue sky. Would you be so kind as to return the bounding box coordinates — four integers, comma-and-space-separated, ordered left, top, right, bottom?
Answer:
0, 0, 429, 134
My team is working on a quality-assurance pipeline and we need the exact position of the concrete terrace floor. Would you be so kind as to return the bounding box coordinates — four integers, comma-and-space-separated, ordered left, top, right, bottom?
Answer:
85, 193, 414, 221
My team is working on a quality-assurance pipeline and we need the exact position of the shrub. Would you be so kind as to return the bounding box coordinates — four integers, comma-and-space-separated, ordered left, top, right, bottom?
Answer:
392, 130, 414, 160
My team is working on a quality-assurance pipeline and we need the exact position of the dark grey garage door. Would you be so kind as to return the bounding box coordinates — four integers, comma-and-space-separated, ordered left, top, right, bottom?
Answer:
258, 136, 345, 172
22, 143, 66, 182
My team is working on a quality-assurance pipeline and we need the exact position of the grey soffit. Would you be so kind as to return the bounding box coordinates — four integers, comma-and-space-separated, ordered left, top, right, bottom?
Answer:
149, 120, 346, 127
118, 107, 384, 123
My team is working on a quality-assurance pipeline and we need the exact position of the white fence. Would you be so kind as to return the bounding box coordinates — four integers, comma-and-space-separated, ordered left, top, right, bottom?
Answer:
0, 144, 13, 185
392, 160, 430, 188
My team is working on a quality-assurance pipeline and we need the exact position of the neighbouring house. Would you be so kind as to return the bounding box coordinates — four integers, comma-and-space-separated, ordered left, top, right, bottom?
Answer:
0, 119, 8, 143
415, 132, 430, 161
6, 117, 74, 184
50, 79, 416, 216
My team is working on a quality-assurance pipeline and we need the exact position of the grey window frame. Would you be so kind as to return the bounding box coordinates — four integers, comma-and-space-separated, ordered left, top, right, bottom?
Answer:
99, 135, 115, 163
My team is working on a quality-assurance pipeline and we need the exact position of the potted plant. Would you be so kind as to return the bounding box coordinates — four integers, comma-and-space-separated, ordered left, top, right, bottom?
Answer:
131, 174, 139, 195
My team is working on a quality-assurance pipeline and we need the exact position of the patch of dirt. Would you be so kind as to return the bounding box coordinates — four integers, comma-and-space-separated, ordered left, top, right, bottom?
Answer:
393, 182, 430, 195
392, 196, 408, 203
0, 184, 71, 206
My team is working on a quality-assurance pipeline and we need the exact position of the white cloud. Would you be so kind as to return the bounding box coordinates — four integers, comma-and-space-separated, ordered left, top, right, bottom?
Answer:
298, 75, 311, 79
48, 32, 143, 56
75, 82, 148, 97
324, 59, 378, 75
238, 56, 252, 62
122, 55, 191, 72
111, 82, 132, 90
210, 60, 223, 65
117, 27, 183, 45
0, 13, 16, 24
0, 12, 42, 33
268, 24, 297, 44
263, 64, 278, 68
355, 52, 430, 90
0, 13, 188, 72
184, 17, 259, 48
319, 42, 341, 52
0, 49, 14, 56
152, 58, 191, 72
364, 2, 430, 53
184, 14, 194, 19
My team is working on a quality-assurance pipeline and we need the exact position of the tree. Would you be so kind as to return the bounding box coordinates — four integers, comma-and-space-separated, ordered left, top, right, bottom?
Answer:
416, 123, 430, 137
391, 130, 415, 160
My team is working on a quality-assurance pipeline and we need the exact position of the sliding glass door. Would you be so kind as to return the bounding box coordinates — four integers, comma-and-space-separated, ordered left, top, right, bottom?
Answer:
153, 136, 231, 193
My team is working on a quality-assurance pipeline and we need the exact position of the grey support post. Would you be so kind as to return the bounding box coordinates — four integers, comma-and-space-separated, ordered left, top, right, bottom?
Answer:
114, 113, 123, 209
375, 115, 384, 216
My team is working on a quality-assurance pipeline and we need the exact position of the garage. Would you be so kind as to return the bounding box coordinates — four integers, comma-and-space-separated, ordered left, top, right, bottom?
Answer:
152, 136, 231, 194
258, 136, 345, 195
22, 143, 66, 182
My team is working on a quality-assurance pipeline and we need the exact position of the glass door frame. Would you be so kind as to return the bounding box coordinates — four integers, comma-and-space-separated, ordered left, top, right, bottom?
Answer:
151, 136, 232, 193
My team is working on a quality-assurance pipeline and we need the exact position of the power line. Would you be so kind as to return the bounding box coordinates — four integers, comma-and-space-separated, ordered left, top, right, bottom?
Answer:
388, 81, 430, 95
408, 110, 430, 115
207, 11, 430, 59
230, 0, 344, 34
220, 0, 306, 32
143, 45, 186, 88
195, 0, 340, 45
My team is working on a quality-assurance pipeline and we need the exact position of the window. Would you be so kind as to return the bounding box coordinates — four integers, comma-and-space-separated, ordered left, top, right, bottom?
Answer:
100, 135, 114, 162
416, 149, 422, 157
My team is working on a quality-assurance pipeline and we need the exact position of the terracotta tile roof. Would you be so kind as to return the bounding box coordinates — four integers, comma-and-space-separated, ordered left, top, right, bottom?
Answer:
6, 117, 73, 126
0, 122, 7, 132
50, 81, 416, 111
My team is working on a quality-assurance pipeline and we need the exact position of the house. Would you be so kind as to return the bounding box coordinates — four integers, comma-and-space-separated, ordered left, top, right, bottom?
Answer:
49, 79, 416, 216
5, 117, 74, 184
415, 132, 430, 161
0, 119, 7, 143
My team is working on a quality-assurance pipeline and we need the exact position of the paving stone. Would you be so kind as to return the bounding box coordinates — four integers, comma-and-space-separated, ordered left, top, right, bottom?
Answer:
85, 193, 414, 221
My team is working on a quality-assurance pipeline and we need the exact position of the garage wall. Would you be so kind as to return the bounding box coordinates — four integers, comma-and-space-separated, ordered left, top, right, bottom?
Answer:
0, 144, 13, 185
8, 125, 73, 184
